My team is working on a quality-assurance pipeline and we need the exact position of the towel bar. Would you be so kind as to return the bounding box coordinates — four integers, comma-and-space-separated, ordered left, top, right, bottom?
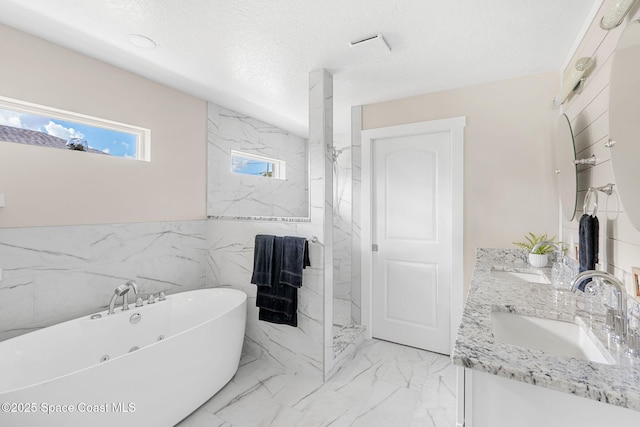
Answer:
583, 183, 615, 216
309, 235, 322, 245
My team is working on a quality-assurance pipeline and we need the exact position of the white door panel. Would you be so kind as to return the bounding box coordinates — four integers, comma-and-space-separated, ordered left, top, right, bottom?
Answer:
384, 259, 438, 327
372, 131, 452, 354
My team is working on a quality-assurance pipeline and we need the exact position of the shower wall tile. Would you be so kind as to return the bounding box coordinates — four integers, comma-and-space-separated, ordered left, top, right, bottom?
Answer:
333, 137, 352, 326
207, 103, 309, 218
0, 220, 207, 341
206, 219, 324, 378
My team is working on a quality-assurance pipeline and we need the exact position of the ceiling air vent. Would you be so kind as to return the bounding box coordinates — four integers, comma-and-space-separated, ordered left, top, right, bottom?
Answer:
349, 34, 391, 60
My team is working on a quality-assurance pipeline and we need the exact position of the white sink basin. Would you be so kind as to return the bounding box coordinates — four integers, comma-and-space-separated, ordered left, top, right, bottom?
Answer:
490, 269, 550, 284
491, 310, 611, 364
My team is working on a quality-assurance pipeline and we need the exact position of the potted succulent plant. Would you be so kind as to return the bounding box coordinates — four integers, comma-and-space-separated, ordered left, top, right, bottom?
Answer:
513, 232, 557, 268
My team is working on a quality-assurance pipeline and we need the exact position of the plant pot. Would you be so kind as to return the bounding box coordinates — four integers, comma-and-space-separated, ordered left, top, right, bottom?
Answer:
528, 253, 548, 268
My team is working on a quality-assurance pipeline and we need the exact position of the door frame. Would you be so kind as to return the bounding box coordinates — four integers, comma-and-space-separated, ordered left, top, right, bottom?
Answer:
361, 117, 466, 353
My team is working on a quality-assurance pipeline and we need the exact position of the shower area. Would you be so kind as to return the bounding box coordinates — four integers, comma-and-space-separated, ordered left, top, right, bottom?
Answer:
207, 70, 367, 378
332, 142, 353, 327
331, 106, 366, 359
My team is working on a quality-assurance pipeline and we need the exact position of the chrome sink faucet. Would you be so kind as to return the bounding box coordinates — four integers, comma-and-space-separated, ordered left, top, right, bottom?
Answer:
570, 270, 628, 344
107, 280, 139, 315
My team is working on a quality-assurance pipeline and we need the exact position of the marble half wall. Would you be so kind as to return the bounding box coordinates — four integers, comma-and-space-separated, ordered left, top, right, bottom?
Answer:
0, 220, 207, 341
207, 103, 309, 218
206, 219, 324, 378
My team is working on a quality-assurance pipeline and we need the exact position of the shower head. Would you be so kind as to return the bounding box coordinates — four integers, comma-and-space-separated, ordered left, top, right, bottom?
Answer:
329, 145, 352, 162
113, 284, 130, 297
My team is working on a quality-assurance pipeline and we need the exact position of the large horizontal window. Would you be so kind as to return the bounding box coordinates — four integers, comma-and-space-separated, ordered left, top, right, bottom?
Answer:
0, 95, 150, 161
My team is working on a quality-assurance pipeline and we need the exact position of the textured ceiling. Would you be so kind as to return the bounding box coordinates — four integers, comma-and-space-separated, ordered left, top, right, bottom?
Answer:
0, 0, 600, 137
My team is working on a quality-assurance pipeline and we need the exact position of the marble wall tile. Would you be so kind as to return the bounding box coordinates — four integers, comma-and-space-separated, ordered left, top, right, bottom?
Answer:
207, 103, 308, 218
0, 220, 207, 341
206, 218, 324, 378
333, 137, 352, 327
0, 276, 34, 334
0, 226, 92, 277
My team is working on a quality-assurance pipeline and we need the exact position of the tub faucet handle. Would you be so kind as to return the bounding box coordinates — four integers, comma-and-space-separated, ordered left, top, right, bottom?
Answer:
159, 292, 166, 301
121, 280, 140, 311
135, 296, 144, 307
125, 280, 139, 294
147, 294, 156, 304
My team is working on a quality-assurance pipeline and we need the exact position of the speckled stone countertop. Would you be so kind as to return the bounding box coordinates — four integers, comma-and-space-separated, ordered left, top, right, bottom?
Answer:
452, 248, 640, 411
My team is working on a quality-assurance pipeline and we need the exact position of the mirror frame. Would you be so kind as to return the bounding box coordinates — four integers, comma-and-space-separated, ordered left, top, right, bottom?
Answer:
554, 113, 578, 221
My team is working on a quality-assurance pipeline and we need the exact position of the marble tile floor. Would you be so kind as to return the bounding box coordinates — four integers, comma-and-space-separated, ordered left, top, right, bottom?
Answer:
333, 324, 367, 357
178, 339, 456, 427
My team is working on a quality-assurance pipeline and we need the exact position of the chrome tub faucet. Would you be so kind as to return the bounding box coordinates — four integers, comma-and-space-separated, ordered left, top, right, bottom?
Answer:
107, 280, 139, 315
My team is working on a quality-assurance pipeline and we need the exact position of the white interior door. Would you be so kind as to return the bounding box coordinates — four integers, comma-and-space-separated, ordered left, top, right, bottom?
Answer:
372, 130, 452, 354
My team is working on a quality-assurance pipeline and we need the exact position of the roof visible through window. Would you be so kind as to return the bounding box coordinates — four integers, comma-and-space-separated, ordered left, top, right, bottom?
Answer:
0, 96, 149, 161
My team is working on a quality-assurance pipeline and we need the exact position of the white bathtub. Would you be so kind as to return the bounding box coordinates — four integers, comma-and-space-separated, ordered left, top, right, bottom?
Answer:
0, 287, 247, 427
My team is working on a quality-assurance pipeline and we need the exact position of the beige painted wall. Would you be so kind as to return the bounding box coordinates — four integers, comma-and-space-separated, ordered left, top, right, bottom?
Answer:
363, 72, 560, 295
0, 24, 206, 228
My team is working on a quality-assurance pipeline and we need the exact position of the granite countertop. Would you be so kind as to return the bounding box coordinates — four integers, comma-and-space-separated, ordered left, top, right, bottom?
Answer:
452, 248, 640, 411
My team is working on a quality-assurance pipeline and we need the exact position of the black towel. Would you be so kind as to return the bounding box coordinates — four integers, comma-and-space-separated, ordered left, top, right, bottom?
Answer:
250, 234, 275, 287
258, 289, 298, 327
280, 236, 310, 288
578, 213, 599, 291
254, 236, 298, 327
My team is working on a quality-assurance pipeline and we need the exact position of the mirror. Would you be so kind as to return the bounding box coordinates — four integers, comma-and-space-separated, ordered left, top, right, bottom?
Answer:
609, 19, 640, 231
554, 113, 577, 221
206, 103, 309, 218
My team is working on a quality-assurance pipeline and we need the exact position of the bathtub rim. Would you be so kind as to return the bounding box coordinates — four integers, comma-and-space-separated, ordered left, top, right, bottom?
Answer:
0, 287, 247, 395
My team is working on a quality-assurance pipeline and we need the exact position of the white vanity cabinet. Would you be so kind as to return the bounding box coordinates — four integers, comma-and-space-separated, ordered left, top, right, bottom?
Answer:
458, 367, 640, 427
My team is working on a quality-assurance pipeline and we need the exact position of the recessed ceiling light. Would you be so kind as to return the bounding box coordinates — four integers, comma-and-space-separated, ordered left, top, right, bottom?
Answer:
127, 34, 157, 49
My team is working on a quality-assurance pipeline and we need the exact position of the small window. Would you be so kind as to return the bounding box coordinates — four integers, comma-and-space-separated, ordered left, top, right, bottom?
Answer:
0, 95, 150, 161
231, 150, 285, 180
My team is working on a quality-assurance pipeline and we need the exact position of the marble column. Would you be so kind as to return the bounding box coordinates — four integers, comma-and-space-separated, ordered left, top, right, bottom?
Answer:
351, 106, 362, 325
309, 69, 334, 379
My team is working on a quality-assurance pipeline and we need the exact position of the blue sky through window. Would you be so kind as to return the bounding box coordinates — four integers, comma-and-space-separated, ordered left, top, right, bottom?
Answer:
0, 108, 137, 158
232, 156, 273, 176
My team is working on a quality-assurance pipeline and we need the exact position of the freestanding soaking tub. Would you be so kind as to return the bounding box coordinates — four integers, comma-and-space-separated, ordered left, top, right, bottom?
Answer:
0, 287, 247, 427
